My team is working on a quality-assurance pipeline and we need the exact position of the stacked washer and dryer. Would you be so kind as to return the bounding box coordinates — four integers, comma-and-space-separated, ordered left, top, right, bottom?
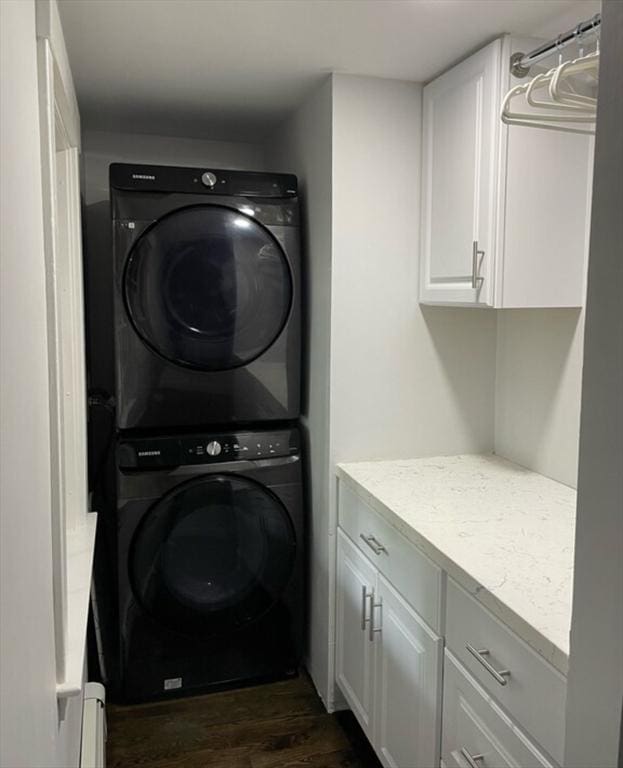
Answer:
88, 163, 304, 702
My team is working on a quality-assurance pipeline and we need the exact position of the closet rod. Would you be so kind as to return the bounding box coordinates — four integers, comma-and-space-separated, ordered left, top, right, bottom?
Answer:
510, 12, 601, 78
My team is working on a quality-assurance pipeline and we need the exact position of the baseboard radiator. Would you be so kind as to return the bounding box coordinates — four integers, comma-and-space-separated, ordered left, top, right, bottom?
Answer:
80, 682, 106, 767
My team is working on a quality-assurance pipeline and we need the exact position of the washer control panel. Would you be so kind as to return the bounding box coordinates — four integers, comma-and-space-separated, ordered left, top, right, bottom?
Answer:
118, 429, 300, 470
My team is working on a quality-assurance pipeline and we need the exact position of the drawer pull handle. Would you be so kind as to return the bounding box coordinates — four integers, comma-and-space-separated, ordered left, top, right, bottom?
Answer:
472, 240, 485, 289
369, 592, 383, 642
359, 533, 388, 555
466, 643, 511, 686
461, 748, 485, 768
361, 586, 372, 631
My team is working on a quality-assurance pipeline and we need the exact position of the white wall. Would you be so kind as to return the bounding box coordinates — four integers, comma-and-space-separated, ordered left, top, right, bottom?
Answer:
330, 75, 496, 465
82, 128, 266, 205
265, 78, 334, 705
328, 74, 497, 704
565, 2, 623, 764
494, 309, 584, 487
0, 2, 83, 766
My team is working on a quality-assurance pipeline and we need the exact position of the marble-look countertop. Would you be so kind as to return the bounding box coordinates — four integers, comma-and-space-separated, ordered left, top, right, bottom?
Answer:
337, 454, 576, 674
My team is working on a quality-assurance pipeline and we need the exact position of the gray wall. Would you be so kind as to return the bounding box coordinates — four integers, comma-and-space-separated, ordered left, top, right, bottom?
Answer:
565, 1, 623, 765
82, 129, 266, 205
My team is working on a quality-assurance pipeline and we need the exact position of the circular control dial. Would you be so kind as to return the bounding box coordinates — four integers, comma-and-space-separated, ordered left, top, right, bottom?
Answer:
206, 440, 222, 456
201, 171, 217, 188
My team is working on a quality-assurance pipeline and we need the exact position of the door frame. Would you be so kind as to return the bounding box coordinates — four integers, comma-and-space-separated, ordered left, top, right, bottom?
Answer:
36, 0, 88, 693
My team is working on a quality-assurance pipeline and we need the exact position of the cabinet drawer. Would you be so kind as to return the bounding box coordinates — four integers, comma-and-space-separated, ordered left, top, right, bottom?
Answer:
446, 579, 565, 764
442, 651, 556, 768
338, 481, 442, 632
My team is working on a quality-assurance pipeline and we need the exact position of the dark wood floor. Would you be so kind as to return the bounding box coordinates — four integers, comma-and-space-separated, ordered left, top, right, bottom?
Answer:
107, 673, 382, 768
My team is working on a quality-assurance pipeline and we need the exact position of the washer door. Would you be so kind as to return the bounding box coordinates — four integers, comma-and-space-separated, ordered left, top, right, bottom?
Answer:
124, 205, 292, 371
130, 475, 296, 638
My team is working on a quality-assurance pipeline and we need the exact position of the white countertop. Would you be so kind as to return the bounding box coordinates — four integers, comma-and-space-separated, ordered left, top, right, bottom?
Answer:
336, 454, 576, 674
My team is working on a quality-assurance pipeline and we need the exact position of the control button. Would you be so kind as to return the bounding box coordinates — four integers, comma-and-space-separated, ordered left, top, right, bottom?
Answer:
206, 440, 221, 456
201, 171, 217, 188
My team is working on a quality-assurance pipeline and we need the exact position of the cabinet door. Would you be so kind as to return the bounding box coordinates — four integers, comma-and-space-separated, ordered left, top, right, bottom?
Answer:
374, 573, 443, 768
336, 528, 378, 739
420, 39, 501, 306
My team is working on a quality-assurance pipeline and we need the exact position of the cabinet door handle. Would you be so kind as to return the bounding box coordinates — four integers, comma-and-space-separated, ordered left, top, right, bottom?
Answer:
461, 748, 485, 768
361, 586, 372, 631
466, 643, 511, 686
369, 593, 382, 642
359, 533, 388, 555
472, 240, 485, 289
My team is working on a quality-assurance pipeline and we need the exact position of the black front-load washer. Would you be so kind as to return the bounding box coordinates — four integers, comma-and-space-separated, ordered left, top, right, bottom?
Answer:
115, 426, 304, 702
110, 163, 301, 431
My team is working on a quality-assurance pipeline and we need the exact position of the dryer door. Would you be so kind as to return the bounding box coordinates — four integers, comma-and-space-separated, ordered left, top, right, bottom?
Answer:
124, 205, 292, 371
129, 474, 296, 638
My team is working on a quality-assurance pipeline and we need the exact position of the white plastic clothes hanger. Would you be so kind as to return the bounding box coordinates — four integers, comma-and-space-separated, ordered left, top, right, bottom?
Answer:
501, 50, 598, 134
526, 67, 596, 112
549, 51, 599, 107
501, 83, 596, 134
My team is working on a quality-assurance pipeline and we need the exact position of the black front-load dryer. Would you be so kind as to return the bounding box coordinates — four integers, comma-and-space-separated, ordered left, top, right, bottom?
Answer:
115, 426, 304, 703
110, 163, 301, 430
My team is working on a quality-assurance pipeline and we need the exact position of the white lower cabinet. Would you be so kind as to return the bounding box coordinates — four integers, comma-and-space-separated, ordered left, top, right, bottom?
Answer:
374, 574, 443, 768
335, 484, 566, 768
445, 579, 566, 764
336, 527, 377, 739
442, 651, 556, 768
336, 528, 442, 768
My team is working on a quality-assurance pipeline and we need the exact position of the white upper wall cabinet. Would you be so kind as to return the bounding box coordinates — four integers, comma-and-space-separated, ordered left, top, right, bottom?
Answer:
421, 39, 501, 307
420, 36, 593, 308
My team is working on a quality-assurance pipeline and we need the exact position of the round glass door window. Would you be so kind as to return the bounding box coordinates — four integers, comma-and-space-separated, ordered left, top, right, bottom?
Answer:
124, 205, 292, 371
130, 475, 296, 638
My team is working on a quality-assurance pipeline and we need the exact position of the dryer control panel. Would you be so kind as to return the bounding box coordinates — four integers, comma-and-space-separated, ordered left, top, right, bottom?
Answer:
110, 163, 298, 198
118, 428, 300, 470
